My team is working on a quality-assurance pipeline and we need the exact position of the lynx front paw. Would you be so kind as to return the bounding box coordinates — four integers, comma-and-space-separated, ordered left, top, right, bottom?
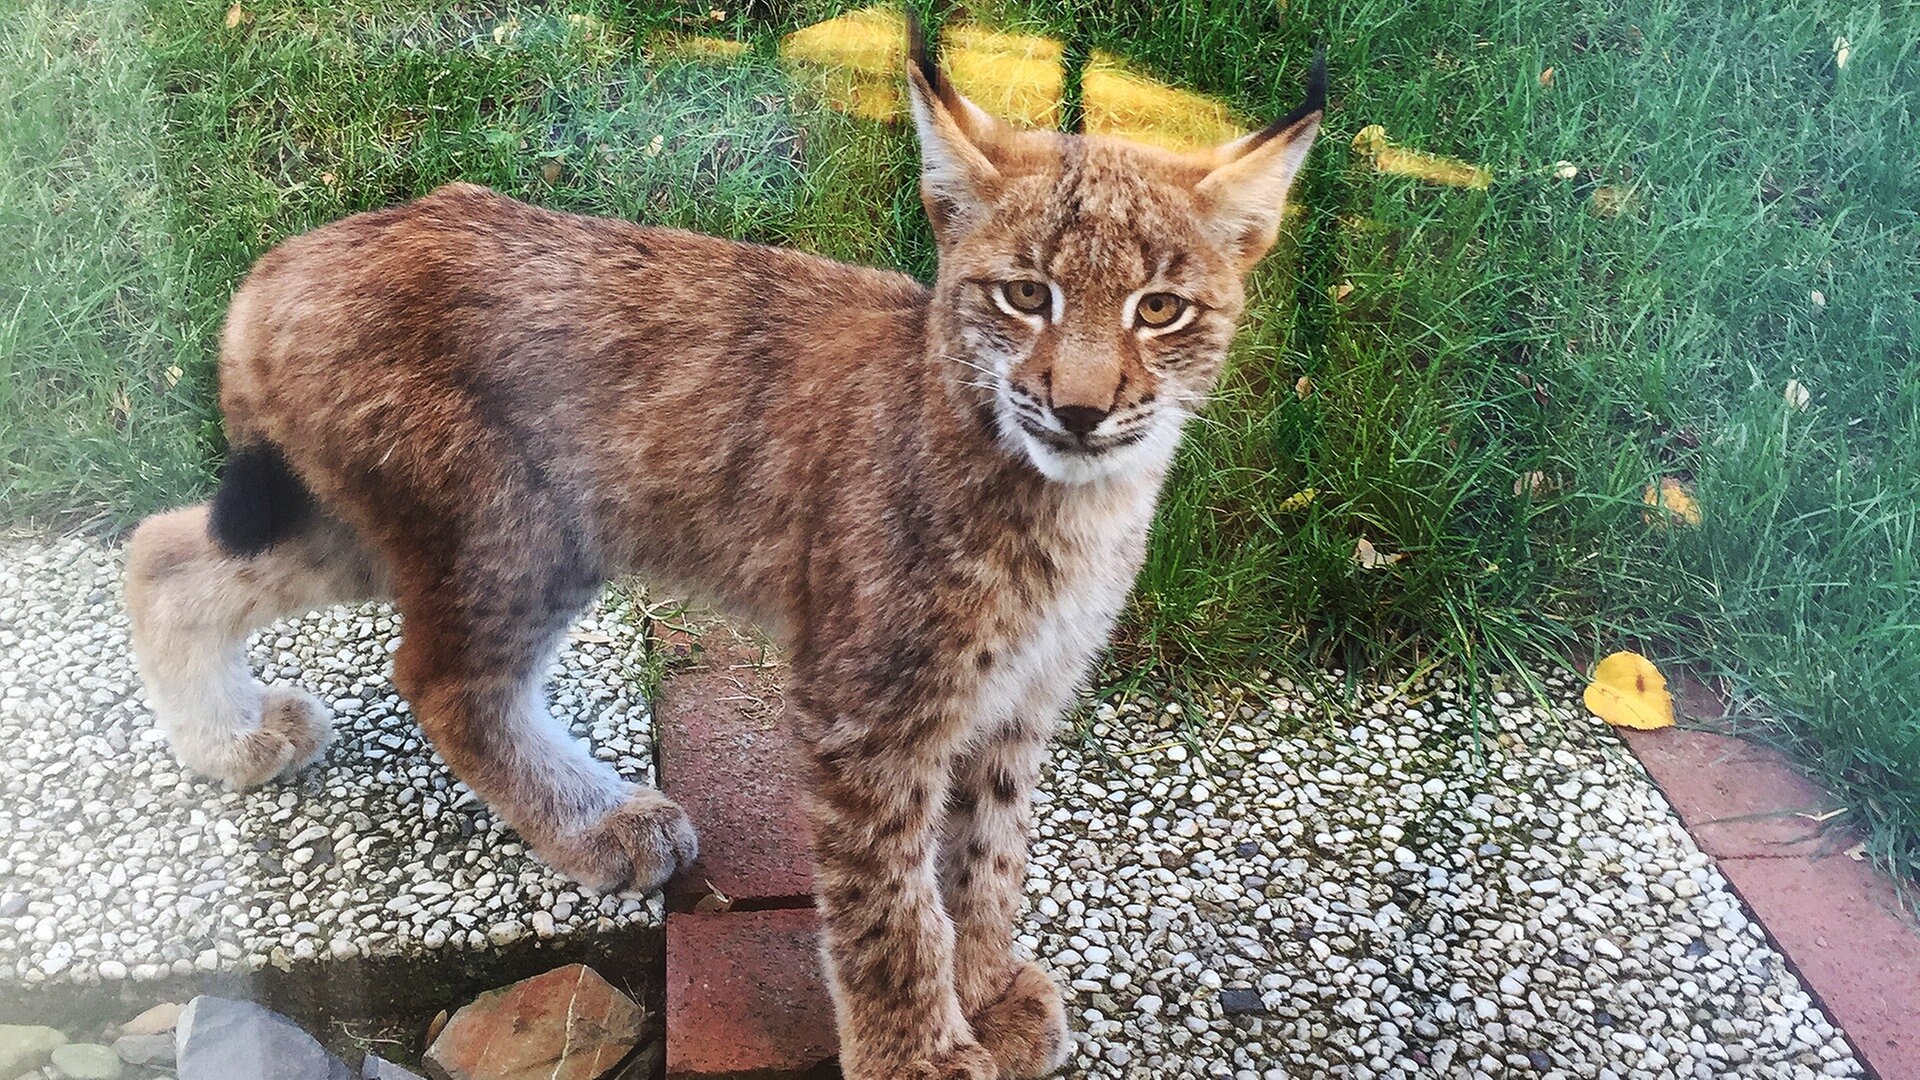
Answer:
177, 686, 334, 791
971, 961, 1071, 1078
537, 788, 698, 894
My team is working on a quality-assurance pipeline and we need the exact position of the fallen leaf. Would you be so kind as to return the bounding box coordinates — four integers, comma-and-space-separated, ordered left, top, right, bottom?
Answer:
1329, 282, 1354, 303
1590, 186, 1638, 217
1784, 378, 1811, 411
319, 171, 337, 187
223, 2, 248, 28
645, 134, 665, 158
424, 1009, 450, 1047
1279, 487, 1318, 512
1583, 651, 1674, 730
1642, 477, 1702, 529
1845, 841, 1866, 862
540, 159, 562, 185
1353, 537, 1404, 569
1294, 375, 1315, 400
1539, 66, 1556, 87
693, 880, 733, 914
1514, 470, 1553, 497
1834, 36, 1851, 69
1810, 289, 1826, 308
163, 365, 183, 388
1553, 160, 1578, 180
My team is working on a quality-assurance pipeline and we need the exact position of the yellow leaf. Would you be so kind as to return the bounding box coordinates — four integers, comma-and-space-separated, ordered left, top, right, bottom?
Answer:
1294, 375, 1314, 400
1278, 487, 1318, 512
1642, 477, 1702, 529
1329, 282, 1354, 303
1583, 651, 1674, 730
163, 364, 184, 387
1539, 66, 1556, 87
223, 2, 248, 28
540, 159, 562, 185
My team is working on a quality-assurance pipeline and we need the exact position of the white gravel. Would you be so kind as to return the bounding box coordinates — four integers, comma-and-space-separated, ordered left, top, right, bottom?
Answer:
0, 536, 1868, 1080
0, 537, 661, 987
1030, 675, 1866, 1078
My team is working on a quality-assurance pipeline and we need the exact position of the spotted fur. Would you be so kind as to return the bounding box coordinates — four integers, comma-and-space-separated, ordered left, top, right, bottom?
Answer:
122, 21, 1321, 1079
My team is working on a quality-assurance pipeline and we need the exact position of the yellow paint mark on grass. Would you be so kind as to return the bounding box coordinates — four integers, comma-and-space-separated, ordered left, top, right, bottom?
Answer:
779, 6, 1247, 149
1351, 123, 1491, 189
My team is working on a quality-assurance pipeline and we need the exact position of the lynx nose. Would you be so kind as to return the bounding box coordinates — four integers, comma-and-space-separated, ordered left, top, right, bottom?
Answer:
1051, 404, 1109, 437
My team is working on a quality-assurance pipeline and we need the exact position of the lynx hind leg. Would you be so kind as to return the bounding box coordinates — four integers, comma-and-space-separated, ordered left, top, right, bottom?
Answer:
389, 544, 695, 894
125, 506, 383, 789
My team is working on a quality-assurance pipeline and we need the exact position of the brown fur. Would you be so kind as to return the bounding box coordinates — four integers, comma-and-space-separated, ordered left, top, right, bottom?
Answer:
123, 25, 1321, 1079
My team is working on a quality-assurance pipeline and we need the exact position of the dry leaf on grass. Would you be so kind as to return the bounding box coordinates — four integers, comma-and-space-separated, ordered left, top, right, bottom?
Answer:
223, 3, 249, 28
1279, 488, 1318, 513
1539, 67, 1556, 87
1642, 477, 1702, 529
1514, 470, 1554, 498
1583, 651, 1674, 730
1294, 375, 1315, 400
1784, 379, 1811, 411
1353, 538, 1404, 569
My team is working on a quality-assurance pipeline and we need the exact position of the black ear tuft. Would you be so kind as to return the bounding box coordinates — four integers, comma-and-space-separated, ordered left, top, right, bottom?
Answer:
905, 6, 943, 93
1254, 45, 1328, 145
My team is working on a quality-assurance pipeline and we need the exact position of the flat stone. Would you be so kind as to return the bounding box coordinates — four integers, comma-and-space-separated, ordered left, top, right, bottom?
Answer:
604, 1040, 664, 1079
362, 1052, 427, 1079
665, 909, 836, 1079
120, 1002, 184, 1037
111, 1033, 175, 1067
424, 964, 643, 1080
655, 626, 812, 909
1219, 988, 1265, 1015
0, 1025, 68, 1075
175, 996, 353, 1080
50, 1043, 123, 1080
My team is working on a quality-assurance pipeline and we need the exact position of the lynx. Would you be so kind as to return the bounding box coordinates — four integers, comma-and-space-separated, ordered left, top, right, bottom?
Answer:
123, 18, 1322, 1078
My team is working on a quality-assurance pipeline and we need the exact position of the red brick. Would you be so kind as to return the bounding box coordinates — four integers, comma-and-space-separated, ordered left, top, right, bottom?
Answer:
665, 909, 837, 1079
1619, 726, 1840, 858
656, 658, 813, 909
1715, 854, 1920, 1079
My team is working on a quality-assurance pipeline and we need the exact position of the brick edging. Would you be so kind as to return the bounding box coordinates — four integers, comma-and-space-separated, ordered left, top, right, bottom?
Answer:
1616, 670, 1920, 1080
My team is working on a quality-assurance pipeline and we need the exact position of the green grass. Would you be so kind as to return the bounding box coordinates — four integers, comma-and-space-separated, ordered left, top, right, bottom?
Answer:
1, 0, 1915, 881
0, 0, 213, 527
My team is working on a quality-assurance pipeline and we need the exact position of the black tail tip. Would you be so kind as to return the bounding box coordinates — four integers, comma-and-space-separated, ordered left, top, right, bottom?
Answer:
905, 5, 941, 90
210, 442, 313, 557
1305, 44, 1328, 115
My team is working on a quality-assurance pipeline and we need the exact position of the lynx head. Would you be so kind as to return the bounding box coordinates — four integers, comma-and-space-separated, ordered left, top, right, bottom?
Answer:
907, 22, 1323, 485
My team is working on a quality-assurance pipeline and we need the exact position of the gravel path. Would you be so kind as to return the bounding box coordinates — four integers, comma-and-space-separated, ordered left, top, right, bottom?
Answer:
1035, 677, 1864, 1078
0, 536, 1866, 1079
0, 538, 661, 987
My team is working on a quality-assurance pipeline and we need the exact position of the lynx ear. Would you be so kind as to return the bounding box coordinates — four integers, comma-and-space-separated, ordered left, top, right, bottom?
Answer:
1195, 49, 1326, 270
904, 11, 1004, 241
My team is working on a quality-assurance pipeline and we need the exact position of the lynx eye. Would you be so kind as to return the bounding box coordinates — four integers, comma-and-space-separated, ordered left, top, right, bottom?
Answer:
1135, 292, 1190, 329
1001, 279, 1051, 315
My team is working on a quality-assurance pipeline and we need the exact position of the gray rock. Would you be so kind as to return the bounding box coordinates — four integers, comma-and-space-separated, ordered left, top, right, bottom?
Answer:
0, 1025, 68, 1075
50, 1043, 124, 1080
175, 997, 352, 1080
112, 1033, 175, 1067
360, 1052, 426, 1080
